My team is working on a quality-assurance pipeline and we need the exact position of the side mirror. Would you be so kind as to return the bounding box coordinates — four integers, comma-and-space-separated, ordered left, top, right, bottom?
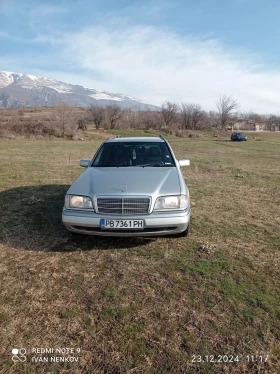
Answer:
179, 160, 190, 167
80, 160, 90, 167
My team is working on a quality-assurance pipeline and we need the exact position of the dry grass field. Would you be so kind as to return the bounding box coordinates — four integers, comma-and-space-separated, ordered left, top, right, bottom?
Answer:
0, 130, 279, 374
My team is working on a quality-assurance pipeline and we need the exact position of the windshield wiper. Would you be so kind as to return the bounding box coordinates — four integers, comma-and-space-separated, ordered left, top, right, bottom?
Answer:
93, 165, 134, 167
137, 163, 165, 167
93, 163, 173, 167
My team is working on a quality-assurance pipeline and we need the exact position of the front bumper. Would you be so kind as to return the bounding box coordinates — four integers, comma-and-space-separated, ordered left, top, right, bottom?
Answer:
62, 206, 191, 237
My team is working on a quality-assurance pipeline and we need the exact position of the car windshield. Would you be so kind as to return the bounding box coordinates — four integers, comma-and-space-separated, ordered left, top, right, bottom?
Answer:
92, 141, 175, 167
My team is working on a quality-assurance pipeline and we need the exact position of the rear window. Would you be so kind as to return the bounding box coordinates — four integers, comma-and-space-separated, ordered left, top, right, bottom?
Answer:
92, 141, 175, 167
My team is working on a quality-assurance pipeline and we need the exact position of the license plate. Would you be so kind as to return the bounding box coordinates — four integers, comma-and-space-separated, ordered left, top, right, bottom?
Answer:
100, 219, 144, 230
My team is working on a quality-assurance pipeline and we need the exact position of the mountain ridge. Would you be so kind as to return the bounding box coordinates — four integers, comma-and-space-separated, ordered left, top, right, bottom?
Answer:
0, 71, 157, 110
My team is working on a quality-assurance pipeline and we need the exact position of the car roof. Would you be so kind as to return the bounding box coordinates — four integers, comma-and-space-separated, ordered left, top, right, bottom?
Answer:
106, 137, 165, 143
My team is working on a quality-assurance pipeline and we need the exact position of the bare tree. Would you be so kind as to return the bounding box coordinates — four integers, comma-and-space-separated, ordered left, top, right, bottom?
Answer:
55, 104, 73, 137
77, 117, 87, 130
180, 103, 203, 130
106, 104, 123, 129
191, 104, 203, 129
180, 103, 192, 130
159, 101, 178, 129
87, 106, 104, 129
239, 111, 263, 121
139, 110, 159, 130
268, 114, 280, 122
216, 94, 239, 129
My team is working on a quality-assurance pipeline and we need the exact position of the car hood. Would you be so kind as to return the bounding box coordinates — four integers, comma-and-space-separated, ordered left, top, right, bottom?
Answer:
68, 167, 181, 196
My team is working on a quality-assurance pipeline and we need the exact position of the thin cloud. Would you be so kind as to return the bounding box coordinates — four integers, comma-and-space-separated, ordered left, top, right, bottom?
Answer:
31, 4, 68, 16
0, 1, 67, 16
57, 25, 280, 112
1, 8, 280, 113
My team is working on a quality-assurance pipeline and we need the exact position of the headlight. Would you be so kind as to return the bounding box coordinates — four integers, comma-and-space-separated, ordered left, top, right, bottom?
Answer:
154, 194, 189, 210
65, 195, 93, 209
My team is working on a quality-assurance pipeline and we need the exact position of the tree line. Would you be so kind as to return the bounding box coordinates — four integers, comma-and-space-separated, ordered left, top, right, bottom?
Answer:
79, 94, 279, 132
1, 94, 278, 139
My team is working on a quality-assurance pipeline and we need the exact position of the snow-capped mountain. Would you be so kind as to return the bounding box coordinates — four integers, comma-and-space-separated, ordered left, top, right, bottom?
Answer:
0, 71, 157, 110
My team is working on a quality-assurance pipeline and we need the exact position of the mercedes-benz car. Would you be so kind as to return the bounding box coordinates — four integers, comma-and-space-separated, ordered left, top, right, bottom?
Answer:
62, 136, 191, 237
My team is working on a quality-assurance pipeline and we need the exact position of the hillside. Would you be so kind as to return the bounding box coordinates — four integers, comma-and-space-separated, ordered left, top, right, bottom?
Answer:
0, 71, 157, 110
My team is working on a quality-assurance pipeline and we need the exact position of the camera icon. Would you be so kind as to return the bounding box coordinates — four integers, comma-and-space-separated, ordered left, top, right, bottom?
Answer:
12, 348, 27, 362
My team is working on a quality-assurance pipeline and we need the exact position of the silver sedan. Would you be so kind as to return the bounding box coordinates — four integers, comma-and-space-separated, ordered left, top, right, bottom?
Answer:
62, 136, 191, 237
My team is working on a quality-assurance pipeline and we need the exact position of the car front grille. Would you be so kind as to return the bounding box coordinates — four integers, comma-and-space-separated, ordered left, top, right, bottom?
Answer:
96, 197, 150, 215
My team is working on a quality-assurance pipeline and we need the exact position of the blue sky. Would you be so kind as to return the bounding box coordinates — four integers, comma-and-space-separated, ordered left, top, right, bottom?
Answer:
0, 0, 280, 112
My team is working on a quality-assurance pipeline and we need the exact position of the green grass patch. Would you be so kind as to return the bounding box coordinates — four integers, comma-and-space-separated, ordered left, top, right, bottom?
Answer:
0, 132, 280, 373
